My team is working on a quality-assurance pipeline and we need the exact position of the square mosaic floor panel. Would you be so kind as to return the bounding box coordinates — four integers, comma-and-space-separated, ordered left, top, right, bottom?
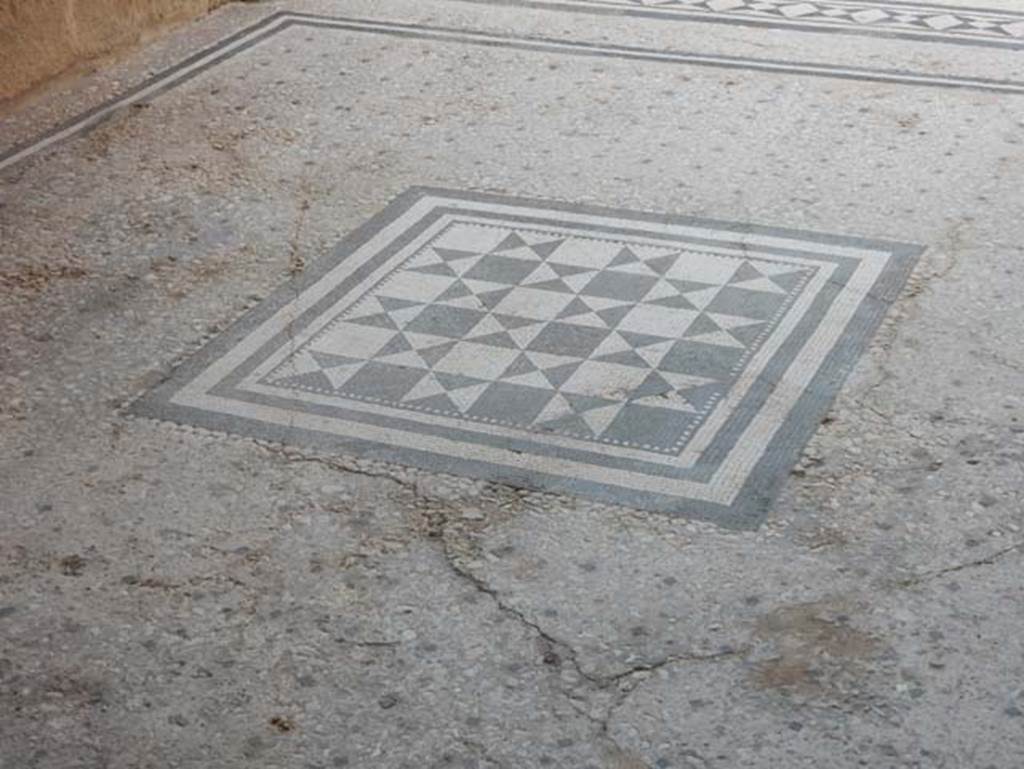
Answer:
135, 188, 922, 527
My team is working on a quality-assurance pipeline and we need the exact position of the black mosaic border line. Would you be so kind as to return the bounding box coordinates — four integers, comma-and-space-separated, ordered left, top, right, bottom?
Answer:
2, 9, 1024, 174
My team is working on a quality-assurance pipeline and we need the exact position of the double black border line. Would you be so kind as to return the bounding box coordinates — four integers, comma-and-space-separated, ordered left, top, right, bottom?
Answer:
3, 10, 1023, 173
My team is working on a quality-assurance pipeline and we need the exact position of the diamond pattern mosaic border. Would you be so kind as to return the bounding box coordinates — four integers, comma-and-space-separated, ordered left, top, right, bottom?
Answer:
592, 0, 1024, 45
133, 188, 922, 527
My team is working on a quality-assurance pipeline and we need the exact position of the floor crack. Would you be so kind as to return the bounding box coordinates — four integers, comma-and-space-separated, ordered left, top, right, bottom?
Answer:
435, 509, 748, 768
605, 645, 747, 685
459, 737, 505, 768
255, 442, 745, 765
254, 442, 419, 492
439, 529, 602, 687
894, 540, 1023, 588
334, 635, 401, 649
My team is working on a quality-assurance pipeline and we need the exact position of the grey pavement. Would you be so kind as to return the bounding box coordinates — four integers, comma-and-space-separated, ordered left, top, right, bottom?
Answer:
2, 1, 1024, 767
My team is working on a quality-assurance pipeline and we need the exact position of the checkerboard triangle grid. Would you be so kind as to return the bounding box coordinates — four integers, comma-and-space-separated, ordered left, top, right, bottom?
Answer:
263, 221, 814, 453
134, 188, 923, 525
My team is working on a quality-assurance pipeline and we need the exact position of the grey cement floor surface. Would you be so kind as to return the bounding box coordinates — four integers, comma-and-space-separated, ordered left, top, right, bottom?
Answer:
2, 1, 1024, 767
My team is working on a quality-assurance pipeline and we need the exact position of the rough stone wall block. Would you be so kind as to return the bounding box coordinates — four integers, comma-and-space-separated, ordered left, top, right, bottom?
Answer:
0, 0, 229, 104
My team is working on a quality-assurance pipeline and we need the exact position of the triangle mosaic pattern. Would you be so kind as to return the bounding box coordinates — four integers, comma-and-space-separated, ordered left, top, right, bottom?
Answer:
263, 222, 813, 454
136, 189, 922, 526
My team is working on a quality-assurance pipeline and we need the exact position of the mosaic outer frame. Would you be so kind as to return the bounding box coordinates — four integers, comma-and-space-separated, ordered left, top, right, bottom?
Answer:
132, 187, 923, 528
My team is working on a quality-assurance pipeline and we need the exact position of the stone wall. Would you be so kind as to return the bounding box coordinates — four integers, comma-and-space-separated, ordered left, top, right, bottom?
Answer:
0, 0, 230, 104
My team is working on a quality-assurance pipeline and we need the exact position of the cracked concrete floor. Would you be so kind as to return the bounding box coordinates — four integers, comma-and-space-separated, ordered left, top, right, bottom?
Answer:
2, 0, 1024, 767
